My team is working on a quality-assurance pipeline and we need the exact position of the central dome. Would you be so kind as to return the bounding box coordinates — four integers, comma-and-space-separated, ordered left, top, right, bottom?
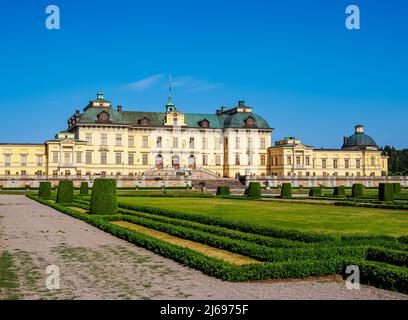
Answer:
342, 125, 378, 150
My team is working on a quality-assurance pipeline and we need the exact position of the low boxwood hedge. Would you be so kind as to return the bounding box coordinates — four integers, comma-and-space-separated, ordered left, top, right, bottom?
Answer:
117, 202, 337, 243
27, 195, 408, 293
216, 186, 231, 196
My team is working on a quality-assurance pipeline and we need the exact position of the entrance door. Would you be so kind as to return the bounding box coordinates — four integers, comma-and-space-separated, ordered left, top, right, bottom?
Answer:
172, 155, 180, 170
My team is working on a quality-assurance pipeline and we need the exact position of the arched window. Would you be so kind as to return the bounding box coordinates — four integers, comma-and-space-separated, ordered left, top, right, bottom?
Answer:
155, 154, 163, 169
188, 155, 196, 169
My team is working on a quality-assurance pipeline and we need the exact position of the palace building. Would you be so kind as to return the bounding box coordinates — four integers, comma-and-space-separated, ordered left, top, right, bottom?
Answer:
0, 93, 272, 179
0, 93, 388, 180
268, 125, 388, 178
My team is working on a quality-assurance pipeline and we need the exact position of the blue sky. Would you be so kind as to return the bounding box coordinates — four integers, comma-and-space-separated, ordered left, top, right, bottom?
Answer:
0, 0, 407, 148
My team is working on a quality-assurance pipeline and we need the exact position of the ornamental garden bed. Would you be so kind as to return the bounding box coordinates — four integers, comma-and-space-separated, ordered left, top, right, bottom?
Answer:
27, 194, 408, 294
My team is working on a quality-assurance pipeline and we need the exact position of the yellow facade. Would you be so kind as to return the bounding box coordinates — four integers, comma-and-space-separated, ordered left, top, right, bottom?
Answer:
268, 135, 388, 178
0, 94, 272, 179
0, 95, 389, 180
0, 144, 46, 176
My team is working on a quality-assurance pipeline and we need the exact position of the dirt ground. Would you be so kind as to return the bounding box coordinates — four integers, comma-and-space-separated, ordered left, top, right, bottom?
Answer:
0, 195, 406, 300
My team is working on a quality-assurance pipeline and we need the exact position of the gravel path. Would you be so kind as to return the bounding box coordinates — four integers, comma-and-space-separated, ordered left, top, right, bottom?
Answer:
0, 195, 406, 300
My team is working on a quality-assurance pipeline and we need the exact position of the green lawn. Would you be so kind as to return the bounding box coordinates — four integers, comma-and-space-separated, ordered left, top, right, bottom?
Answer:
118, 196, 408, 237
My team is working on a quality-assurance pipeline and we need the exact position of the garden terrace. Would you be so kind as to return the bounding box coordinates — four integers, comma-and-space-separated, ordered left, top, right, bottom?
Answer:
27, 194, 408, 294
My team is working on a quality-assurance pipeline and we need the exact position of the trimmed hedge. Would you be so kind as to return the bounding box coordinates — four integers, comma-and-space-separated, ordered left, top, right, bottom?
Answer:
359, 261, 408, 294
216, 186, 231, 196
80, 182, 89, 196
379, 183, 395, 202
245, 182, 262, 198
334, 201, 408, 210
56, 181, 74, 204
309, 187, 322, 197
393, 183, 402, 194
28, 195, 408, 293
352, 184, 364, 198
118, 208, 306, 248
38, 182, 52, 198
117, 202, 336, 243
280, 183, 292, 199
367, 247, 408, 267
90, 179, 117, 215
333, 186, 346, 197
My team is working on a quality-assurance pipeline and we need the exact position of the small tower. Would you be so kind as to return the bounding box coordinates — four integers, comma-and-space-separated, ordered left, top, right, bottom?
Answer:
165, 74, 176, 113
355, 124, 364, 134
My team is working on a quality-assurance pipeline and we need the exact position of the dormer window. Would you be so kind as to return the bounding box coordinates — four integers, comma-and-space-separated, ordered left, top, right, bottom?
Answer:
139, 117, 150, 126
97, 111, 110, 123
244, 116, 257, 128
199, 119, 210, 128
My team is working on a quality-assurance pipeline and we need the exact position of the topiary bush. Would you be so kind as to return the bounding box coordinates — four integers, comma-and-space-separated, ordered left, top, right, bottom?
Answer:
56, 181, 74, 204
80, 182, 89, 196
378, 183, 395, 202
216, 186, 230, 196
333, 186, 346, 197
393, 183, 402, 194
245, 182, 262, 198
90, 179, 117, 215
280, 183, 292, 199
38, 182, 52, 198
352, 184, 364, 198
309, 187, 322, 197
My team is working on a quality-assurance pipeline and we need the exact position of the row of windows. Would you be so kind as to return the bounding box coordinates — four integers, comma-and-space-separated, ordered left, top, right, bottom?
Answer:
84, 134, 267, 150
2, 155, 43, 167
234, 154, 267, 166
281, 171, 378, 177
271, 156, 377, 168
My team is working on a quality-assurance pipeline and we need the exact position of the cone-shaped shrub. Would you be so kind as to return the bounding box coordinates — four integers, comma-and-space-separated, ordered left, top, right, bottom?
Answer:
245, 182, 262, 198
216, 186, 230, 196
393, 183, 402, 194
333, 186, 346, 197
352, 184, 364, 198
281, 183, 292, 199
379, 183, 395, 202
309, 187, 322, 197
90, 179, 117, 215
80, 182, 89, 195
56, 181, 74, 204
39, 182, 52, 198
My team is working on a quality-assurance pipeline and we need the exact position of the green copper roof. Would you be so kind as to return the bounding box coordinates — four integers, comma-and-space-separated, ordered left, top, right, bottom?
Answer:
342, 133, 378, 150
79, 108, 127, 124
76, 107, 271, 130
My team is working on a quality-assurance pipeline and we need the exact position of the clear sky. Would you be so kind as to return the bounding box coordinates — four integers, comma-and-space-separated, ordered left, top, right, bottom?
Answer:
0, 0, 407, 148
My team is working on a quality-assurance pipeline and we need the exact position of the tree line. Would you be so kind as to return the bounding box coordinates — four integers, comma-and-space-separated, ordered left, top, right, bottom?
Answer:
382, 146, 408, 175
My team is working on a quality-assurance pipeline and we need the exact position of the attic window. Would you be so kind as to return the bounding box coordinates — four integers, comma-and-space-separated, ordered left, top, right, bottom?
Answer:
199, 119, 210, 128
139, 117, 149, 126
244, 116, 257, 128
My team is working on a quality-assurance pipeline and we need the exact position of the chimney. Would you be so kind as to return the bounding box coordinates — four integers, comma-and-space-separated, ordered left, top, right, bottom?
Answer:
117, 105, 123, 112
238, 100, 245, 107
